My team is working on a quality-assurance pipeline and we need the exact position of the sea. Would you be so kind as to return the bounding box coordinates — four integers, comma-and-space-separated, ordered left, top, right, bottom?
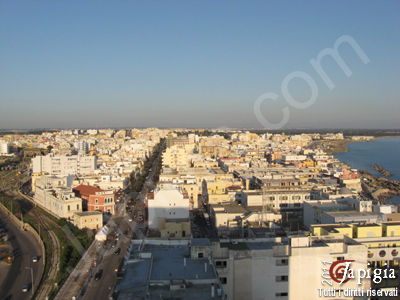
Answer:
335, 137, 400, 204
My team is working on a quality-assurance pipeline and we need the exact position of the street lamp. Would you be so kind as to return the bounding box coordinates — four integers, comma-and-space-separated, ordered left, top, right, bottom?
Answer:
25, 267, 34, 297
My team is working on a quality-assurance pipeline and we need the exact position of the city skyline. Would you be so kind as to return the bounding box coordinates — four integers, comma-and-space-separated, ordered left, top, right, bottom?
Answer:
1, 1, 400, 129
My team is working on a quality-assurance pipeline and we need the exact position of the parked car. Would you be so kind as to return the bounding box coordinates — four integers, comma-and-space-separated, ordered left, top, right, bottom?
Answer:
22, 285, 29, 293
32, 256, 38, 263
95, 269, 103, 281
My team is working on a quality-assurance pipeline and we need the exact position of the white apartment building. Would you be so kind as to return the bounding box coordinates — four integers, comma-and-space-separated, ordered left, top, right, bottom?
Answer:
191, 236, 370, 300
0, 141, 10, 155
32, 154, 96, 176
261, 179, 312, 215
282, 155, 307, 163
146, 184, 190, 229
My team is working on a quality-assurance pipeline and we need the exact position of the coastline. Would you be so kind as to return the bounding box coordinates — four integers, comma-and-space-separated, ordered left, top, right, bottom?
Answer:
331, 137, 400, 203
322, 138, 355, 155
359, 170, 400, 202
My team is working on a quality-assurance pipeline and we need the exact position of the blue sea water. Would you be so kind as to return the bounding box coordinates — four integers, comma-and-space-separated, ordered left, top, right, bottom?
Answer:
335, 137, 400, 180
335, 137, 400, 204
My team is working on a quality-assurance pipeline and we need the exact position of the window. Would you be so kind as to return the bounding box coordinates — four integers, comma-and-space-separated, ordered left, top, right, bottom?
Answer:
337, 256, 344, 261
215, 260, 227, 268
67, 205, 70, 211
198, 252, 204, 258
276, 276, 288, 282
220, 277, 227, 284
276, 292, 288, 297
276, 259, 288, 266
294, 203, 301, 207
279, 196, 288, 201
77, 204, 79, 210
95, 199, 98, 204
292, 196, 301, 200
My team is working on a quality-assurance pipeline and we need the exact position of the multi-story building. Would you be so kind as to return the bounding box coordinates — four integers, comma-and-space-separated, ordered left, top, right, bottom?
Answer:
303, 199, 384, 229
146, 184, 190, 238
260, 179, 311, 216
190, 235, 370, 300
73, 211, 103, 230
209, 203, 281, 237
73, 184, 115, 214
203, 177, 243, 205
32, 154, 97, 176
34, 175, 82, 219
312, 222, 400, 272
162, 145, 190, 171
0, 141, 10, 155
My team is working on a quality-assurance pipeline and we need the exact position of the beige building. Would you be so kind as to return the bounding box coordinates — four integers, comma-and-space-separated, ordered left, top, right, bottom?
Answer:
162, 145, 190, 171
210, 203, 281, 237
260, 179, 311, 215
34, 175, 82, 220
203, 177, 243, 205
73, 211, 103, 230
157, 218, 191, 238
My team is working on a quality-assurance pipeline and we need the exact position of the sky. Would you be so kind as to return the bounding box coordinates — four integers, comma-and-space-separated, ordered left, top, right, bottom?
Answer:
0, 0, 399, 129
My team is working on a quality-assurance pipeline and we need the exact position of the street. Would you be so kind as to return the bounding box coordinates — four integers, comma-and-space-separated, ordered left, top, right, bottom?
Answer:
80, 143, 163, 299
0, 209, 44, 300
81, 216, 133, 300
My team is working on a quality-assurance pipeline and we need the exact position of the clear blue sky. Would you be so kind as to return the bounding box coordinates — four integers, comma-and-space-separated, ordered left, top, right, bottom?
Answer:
0, 0, 399, 129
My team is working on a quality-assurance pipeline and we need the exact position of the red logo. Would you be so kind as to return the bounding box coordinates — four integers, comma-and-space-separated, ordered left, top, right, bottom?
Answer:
329, 260, 354, 284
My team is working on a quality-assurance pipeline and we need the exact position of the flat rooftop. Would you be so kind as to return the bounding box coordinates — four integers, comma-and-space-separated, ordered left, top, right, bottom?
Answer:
74, 211, 102, 216
144, 245, 215, 281
116, 242, 223, 300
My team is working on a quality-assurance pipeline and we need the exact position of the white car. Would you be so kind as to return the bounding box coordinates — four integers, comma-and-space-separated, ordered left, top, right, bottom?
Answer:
22, 285, 28, 293
32, 256, 38, 263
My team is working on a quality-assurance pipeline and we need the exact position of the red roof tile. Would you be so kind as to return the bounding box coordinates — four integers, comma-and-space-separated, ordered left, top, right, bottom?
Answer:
73, 184, 103, 197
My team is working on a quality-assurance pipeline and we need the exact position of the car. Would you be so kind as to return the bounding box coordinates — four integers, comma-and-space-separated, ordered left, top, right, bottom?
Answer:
32, 256, 38, 263
94, 269, 103, 281
114, 248, 121, 255
22, 285, 29, 293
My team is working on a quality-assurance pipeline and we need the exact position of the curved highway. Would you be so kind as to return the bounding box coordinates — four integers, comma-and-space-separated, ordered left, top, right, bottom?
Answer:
0, 209, 44, 300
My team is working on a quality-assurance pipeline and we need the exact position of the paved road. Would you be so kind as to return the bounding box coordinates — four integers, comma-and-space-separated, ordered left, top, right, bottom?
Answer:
57, 141, 164, 300
81, 217, 133, 300
0, 209, 44, 300
16, 191, 61, 300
